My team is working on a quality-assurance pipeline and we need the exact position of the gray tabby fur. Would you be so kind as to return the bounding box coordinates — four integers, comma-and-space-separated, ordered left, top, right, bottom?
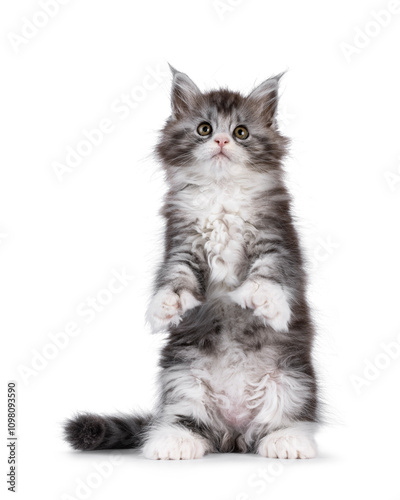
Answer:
64, 67, 319, 460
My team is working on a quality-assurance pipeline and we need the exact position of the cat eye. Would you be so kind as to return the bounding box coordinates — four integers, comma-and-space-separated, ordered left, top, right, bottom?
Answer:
234, 126, 249, 140
197, 122, 212, 136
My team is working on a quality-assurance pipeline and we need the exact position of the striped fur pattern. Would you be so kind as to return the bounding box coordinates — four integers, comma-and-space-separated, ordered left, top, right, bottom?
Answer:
64, 67, 319, 460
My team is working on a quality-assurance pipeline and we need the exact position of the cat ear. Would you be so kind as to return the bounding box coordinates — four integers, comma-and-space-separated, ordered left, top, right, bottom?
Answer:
169, 64, 201, 118
248, 72, 285, 127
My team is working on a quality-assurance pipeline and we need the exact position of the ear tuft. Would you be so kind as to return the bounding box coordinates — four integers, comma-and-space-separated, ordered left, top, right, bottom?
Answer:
168, 63, 178, 76
248, 72, 286, 127
169, 68, 200, 118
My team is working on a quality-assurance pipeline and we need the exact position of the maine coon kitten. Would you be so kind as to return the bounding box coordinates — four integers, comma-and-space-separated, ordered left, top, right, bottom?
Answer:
64, 67, 319, 460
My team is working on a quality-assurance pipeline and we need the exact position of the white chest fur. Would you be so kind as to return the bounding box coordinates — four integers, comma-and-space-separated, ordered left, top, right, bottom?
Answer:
182, 181, 258, 288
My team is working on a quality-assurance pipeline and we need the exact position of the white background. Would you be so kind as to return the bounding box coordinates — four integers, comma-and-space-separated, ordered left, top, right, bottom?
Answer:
1, 0, 400, 499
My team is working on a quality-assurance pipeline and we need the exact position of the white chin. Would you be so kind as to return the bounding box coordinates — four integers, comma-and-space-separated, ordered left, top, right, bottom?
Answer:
213, 154, 230, 164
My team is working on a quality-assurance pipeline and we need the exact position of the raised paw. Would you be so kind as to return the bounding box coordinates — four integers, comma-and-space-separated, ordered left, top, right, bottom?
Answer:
228, 279, 291, 332
258, 426, 317, 459
143, 429, 208, 460
146, 288, 202, 332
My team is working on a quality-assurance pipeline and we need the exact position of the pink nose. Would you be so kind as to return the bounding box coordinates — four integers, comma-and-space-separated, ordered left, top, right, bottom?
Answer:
214, 134, 230, 148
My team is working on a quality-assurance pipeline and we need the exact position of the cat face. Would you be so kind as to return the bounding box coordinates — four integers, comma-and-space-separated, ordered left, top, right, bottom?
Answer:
156, 67, 288, 181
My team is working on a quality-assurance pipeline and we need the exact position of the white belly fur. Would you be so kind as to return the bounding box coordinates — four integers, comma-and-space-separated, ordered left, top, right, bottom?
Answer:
189, 337, 298, 431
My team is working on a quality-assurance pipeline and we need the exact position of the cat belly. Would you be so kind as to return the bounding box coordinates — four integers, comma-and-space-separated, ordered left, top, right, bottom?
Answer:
191, 343, 275, 431
216, 396, 256, 429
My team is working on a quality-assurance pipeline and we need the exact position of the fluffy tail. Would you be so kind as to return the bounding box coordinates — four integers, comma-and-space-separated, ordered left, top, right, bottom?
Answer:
64, 412, 152, 451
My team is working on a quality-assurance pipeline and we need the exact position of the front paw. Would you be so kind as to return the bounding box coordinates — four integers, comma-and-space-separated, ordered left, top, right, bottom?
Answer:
258, 426, 317, 459
228, 279, 291, 332
146, 288, 202, 332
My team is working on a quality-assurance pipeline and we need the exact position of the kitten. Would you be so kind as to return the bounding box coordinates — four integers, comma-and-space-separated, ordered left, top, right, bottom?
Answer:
64, 67, 319, 460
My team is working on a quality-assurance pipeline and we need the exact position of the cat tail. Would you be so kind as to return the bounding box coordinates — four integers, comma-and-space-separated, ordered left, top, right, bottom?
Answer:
63, 412, 153, 450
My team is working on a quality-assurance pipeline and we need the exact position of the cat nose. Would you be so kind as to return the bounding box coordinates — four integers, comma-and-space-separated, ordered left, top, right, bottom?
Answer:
214, 134, 230, 148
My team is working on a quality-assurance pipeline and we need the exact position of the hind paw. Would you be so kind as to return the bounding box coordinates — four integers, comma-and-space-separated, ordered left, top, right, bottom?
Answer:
143, 427, 208, 460
258, 425, 317, 459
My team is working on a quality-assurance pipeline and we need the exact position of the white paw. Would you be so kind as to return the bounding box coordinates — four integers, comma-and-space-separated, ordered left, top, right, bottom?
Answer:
147, 288, 202, 332
143, 431, 208, 460
228, 279, 291, 332
258, 426, 317, 459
